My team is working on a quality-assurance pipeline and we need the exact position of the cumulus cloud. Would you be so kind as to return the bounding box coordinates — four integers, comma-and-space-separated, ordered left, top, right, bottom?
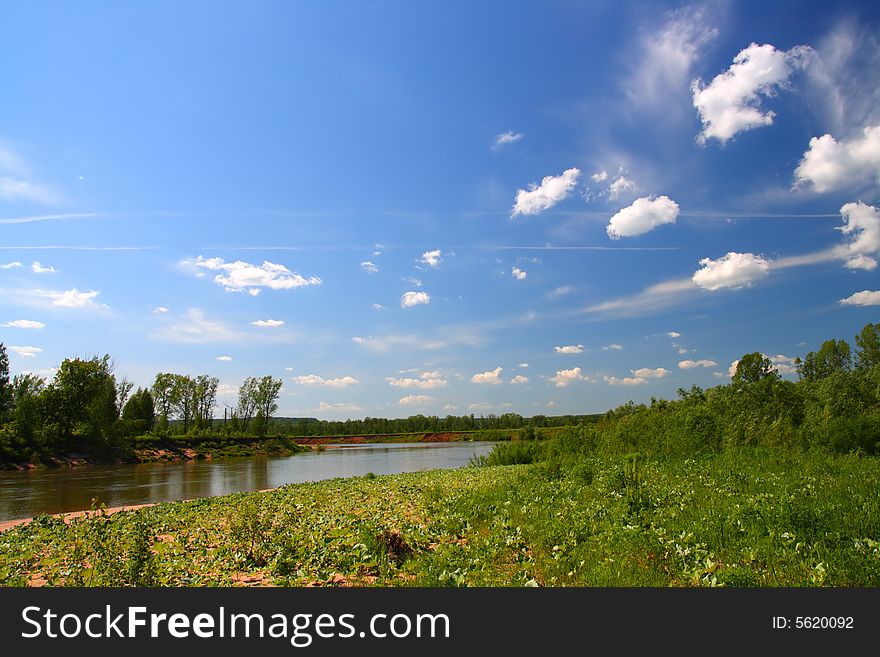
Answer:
30, 261, 56, 274
511, 168, 581, 217
251, 319, 285, 328
399, 394, 433, 406
554, 344, 585, 354
794, 125, 880, 193
833, 202, 880, 270
632, 367, 669, 379
1, 261, 23, 269
604, 375, 647, 385
182, 255, 321, 295
678, 359, 717, 369
293, 374, 359, 387
692, 252, 771, 291
550, 367, 588, 387
8, 345, 42, 358
840, 290, 880, 306
512, 267, 527, 280
691, 42, 811, 144
510, 374, 529, 385
36, 288, 106, 309
1, 319, 44, 329
360, 261, 379, 273
603, 343, 624, 351
492, 131, 523, 150
471, 367, 504, 384
419, 250, 442, 268
216, 355, 232, 362
401, 291, 430, 308
608, 175, 637, 200
386, 371, 448, 389
607, 195, 679, 239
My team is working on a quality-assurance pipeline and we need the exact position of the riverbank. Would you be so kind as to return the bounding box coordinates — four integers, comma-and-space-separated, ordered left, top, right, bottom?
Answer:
2, 449, 878, 587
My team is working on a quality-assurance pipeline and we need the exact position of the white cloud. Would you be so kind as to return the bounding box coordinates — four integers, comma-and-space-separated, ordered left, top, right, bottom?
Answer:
419, 250, 442, 268
510, 375, 529, 385
30, 261, 56, 274
0, 178, 57, 203
471, 367, 504, 384
511, 267, 527, 281
1, 261, 23, 269
154, 308, 241, 344
607, 195, 679, 239
351, 336, 366, 344
293, 374, 359, 387
794, 125, 880, 193
182, 255, 321, 295
386, 371, 448, 389
554, 344, 584, 354
401, 291, 430, 308
251, 319, 285, 328
632, 367, 669, 379
403, 277, 423, 287
833, 202, 880, 270
492, 131, 523, 150
216, 355, 232, 362
591, 170, 608, 183
691, 42, 811, 144
624, 5, 718, 110
678, 359, 717, 369
608, 175, 636, 200
728, 360, 740, 378
399, 394, 433, 406
692, 252, 771, 291
361, 261, 379, 273
840, 290, 880, 306
603, 343, 624, 351
1, 319, 44, 329
604, 375, 647, 386
587, 278, 697, 317
153, 306, 169, 314
518, 363, 529, 368
666, 331, 681, 338
550, 367, 588, 387
316, 401, 363, 414
511, 168, 581, 217
36, 288, 106, 309
547, 285, 572, 299
372, 303, 385, 311
9, 345, 42, 358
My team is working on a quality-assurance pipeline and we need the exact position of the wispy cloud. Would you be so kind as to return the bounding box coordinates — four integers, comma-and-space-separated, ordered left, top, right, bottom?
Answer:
152, 308, 241, 344
8, 345, 42, 358
399, 394, 433, 406
251, 319, 285, 328
386, 371, 448, 389
492, 131, 523, 150
1, 319, 45, 329
293, 374, 359, 387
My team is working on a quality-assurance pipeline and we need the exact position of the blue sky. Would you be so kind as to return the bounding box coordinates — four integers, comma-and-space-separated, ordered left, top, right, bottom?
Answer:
1, 0, 879, 419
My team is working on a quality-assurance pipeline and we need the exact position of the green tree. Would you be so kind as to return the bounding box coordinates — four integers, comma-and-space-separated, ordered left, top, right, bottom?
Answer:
45, 355, 118, 441
122, 387, 156, 435
252, 376, 283, 436
798, 339, 852, 382
732, 353, 778, 385
0, 343, 10, 422
855, 323, 880, 370
151, 373, 179, 432
237, 377, 259, 432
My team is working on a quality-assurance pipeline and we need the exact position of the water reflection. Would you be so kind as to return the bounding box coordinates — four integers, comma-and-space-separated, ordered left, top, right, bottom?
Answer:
0, 442, 495, 521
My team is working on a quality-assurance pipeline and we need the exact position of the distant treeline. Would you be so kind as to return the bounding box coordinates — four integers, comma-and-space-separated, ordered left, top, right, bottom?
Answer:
2, 321, 879, 465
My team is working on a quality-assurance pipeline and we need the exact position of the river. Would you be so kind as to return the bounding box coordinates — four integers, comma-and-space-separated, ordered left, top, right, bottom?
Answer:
0, 441, 497, 522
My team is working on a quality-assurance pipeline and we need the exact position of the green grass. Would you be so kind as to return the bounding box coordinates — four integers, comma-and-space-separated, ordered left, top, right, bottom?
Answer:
1, 448, 878, 587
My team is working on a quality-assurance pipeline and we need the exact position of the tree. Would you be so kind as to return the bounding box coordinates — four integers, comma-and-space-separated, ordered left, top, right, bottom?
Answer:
151, 373, 179, 432
252, 376, 283, 436
122, 387, 155, 434
798, 339, 852, 382
45, 355, 118, 441
170, 374, 197, 434
855, 323, 880, 370
237, 377, 259, 432
0, 343, 10, 422
193, 374, 219, 426
732, 353, 778, 385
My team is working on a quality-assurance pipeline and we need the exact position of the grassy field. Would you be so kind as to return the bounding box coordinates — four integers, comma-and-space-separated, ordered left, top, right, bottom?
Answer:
2, 448, 878, 587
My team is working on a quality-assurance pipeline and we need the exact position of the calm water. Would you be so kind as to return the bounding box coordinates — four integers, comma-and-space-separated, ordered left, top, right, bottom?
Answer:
0, 442, 496, 521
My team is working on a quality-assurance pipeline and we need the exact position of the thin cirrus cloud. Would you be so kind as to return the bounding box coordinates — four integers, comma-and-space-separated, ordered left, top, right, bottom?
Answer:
794, 124, 880, 193
182, 255, 321, 296
1, 319, 45, 329
607, 195, 679, 239
511, 168, 580, 217
1, 261, 23, 269
471, 367, 503, 384
292, 374, 359, 387
554, 344, 584, 354
251, 319, 285, 328
839, 290, 880, 306
153, 308, 241, 344
691, 42, 812, 145
401, 291, 430, 308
